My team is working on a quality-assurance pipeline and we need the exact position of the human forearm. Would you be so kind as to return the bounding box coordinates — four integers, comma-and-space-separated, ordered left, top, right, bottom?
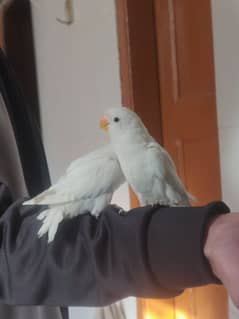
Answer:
204, 212, 239, 308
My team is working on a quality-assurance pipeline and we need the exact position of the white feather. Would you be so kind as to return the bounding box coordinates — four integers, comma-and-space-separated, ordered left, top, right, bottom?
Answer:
23, 145, 125, 242
104, 107, 194, 207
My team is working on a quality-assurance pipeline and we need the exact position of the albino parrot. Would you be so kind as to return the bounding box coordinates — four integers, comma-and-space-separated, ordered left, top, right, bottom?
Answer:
99, 107, 194, 207
23, 145, 125, 242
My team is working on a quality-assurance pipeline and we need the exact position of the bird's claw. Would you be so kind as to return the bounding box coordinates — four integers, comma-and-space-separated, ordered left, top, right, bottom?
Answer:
112, 204, 126, 216
118, 208, 127, 216
149, 200, 168, 207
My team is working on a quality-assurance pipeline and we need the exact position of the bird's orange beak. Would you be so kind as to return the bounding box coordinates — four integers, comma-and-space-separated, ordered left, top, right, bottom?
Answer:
99, 117, 109, 131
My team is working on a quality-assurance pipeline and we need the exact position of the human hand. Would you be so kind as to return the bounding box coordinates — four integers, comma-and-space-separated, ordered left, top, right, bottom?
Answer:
204, 213, 239, 308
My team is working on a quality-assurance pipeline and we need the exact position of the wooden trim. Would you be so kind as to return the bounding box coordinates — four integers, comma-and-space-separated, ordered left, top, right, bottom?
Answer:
115, 0, 134, 107
115, 1, 167, 318
115, 0, 163, 144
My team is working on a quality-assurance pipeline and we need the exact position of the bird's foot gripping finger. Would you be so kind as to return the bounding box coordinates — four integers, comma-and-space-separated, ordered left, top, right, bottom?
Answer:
148, 200, 168, 207
118, 208, 127, 216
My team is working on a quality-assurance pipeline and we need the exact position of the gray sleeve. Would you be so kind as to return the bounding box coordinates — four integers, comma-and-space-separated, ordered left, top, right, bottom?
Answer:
0, 183, 230, 307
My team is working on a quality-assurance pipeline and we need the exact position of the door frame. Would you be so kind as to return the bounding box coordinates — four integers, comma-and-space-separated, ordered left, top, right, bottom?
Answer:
115, 0, 163, 143
115, 1, 165, 318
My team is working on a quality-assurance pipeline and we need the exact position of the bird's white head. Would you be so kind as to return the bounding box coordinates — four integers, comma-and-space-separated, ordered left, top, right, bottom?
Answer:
99, 107, 151, 143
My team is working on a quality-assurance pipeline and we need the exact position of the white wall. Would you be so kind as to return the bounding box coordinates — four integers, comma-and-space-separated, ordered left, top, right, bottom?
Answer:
211, 1, 239, 318
31, 0, 121, 180
31, 1, 135, 319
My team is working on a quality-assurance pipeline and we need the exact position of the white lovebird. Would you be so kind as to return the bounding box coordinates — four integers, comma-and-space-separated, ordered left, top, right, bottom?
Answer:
23, 146, 125, 242
99, 107, 193, 207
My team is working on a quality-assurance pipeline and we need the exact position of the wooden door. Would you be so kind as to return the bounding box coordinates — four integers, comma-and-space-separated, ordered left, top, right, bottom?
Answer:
154, 0, 222, 205
116, 0, 228, 319
152, 1, 228, 318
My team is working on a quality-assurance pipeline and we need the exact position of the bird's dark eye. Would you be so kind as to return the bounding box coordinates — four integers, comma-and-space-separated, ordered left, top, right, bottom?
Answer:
113, 117, 120, 122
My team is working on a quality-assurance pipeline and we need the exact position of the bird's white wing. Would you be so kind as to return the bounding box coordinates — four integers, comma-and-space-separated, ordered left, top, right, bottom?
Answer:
146, 142, 175, 179
23, 146, 125, 206
147, 142, 191, 205
66, 145, 111, 174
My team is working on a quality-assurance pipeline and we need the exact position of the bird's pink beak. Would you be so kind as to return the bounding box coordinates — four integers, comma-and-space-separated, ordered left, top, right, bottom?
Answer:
99, 117, 109, 131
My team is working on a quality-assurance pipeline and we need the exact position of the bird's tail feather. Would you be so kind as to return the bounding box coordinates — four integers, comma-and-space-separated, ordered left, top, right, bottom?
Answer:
23, 189, 54, 206
37, 207, 64, 243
